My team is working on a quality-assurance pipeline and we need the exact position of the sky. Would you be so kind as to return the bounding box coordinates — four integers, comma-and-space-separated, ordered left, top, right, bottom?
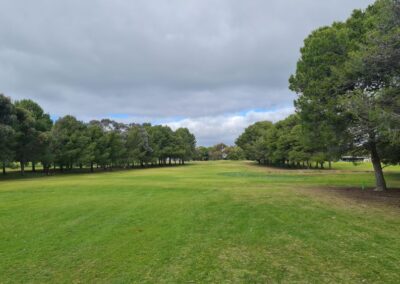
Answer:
0, 0, 374, 146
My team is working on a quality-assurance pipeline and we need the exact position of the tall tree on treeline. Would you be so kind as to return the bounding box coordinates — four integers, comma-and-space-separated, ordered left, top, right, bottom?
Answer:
106, 129, 126, 169
146, 125, 174, 165
126, 125, 153, 167
15, 99, 53, 172
160, 126, 175, 165
236, 121, 273, 163
339, 0, 400, 190
99, 119, 128, 169
51, 115, 88, 171
86, 121, 108, 172
175, 128, 196, 164
0, 94, 16, 175
39, 132, 54, 175
290, 0, 400, 190
14, 107, 37, 175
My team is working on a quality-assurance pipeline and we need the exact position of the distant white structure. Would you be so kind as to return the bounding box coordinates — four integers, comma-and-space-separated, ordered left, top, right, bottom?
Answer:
341, 156, 371, 162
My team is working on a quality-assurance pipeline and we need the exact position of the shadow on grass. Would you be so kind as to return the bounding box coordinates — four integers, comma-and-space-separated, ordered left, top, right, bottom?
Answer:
314, 186, 400, 208
0, 163, 194, 182
250, 162, 332, 171
250, 161, 400, 175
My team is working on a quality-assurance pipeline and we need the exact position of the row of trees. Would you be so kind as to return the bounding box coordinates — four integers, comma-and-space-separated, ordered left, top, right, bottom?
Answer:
0, 95, 196, 175
238, 0, 400, 191
236, 116, 339, 169
195, 144, 245, 161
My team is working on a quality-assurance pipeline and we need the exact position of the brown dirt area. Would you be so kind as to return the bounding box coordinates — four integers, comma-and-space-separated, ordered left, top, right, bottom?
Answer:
313, 187, 400, 208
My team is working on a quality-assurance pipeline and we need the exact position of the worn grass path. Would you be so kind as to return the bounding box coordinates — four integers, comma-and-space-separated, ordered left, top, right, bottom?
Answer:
1, 161, 400, 283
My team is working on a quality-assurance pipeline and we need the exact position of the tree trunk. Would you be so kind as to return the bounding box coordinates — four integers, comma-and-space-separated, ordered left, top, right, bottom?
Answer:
2, 161, 6, 175
43, 164, 49, 175
90, 162, 94, 173
370, 143, 387, 191
20, 161, 25, 175
32, 162, 36, 172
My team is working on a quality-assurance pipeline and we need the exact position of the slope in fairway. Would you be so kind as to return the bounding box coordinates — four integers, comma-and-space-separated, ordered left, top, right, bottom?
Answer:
1, 161, 400, 283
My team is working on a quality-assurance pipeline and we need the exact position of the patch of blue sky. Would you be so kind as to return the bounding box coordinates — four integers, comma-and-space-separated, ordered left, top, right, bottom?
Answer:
50, 114, 60, 121
236, 106, 293, 116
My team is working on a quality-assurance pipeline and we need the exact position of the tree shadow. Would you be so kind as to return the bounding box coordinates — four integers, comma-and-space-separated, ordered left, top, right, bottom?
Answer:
0, 163, 194, 182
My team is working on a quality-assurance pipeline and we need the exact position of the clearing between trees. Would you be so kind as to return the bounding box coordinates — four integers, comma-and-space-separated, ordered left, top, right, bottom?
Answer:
1, 161, 399, 283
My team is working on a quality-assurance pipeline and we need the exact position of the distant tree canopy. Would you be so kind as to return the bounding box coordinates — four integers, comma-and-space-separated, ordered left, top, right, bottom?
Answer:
0, 94, 196, 175
194, 144, 245, 161
236, 115, 331, 168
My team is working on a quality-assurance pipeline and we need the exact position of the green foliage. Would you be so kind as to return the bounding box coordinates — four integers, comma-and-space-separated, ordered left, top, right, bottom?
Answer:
235, 115, 326, 167
236, 121, 273, 161
226, 146, 245, 160
289, 0, 400, 189
194, 146, 210, 161
0, 95, 197, 174
0, 94, 16, 171
126, 125, 153, 166
51, 115, 88, 169
194, 144, 245, 161
14, 99, 53, 172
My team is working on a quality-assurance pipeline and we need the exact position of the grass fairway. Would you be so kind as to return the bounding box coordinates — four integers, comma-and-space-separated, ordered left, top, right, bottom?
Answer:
1, 161, 400, 283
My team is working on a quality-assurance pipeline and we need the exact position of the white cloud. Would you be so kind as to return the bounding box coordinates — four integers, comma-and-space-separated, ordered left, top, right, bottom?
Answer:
166, 107, 295, 146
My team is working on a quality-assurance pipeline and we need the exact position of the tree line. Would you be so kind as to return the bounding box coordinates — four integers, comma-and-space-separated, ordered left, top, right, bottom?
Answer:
236, 115, 339, 169
0, 95, 196, 175
195, 144, 245, 161
238, 0, 400, 191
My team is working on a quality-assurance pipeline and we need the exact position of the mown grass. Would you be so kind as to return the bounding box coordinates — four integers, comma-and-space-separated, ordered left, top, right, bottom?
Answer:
1, 161, 400, 283
332, 161, 400, 172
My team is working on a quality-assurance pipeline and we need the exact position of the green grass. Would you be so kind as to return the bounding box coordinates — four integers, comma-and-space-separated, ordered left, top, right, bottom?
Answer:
1, 161, 400, 283
332, 161, 400, 172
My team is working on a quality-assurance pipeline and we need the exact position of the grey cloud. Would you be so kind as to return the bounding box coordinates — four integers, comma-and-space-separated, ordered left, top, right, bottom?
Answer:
0, 0, 374, 143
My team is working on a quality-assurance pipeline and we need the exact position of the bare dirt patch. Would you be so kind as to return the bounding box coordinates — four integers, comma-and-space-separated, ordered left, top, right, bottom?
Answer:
313, 187, 400, 208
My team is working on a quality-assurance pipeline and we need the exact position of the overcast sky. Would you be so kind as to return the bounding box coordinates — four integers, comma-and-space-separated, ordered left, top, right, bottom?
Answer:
0, 0, 373, 145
